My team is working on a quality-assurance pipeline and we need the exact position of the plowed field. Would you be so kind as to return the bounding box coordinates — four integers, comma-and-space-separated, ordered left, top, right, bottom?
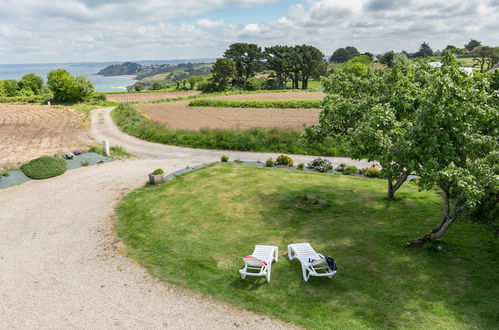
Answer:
138, 92, 325, 130
0, 105, 92, 170
106, 91, 201, 103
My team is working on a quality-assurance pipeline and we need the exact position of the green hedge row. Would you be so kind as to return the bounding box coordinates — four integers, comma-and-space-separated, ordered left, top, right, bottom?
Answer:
188, 99, 322, 109
0, 94, 53, 104
111, 104, 347, 156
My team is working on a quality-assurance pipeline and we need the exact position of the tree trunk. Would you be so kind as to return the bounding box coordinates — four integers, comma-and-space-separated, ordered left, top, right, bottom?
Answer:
302, 78, 308, 89
407, 190, 467, 247
386, 171, 410, 200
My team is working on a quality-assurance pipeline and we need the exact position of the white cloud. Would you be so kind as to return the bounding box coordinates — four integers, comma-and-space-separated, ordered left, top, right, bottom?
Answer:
0, 0, 497, 63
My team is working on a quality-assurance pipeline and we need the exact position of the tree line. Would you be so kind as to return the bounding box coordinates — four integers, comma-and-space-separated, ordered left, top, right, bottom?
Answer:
208, 43, 327, 91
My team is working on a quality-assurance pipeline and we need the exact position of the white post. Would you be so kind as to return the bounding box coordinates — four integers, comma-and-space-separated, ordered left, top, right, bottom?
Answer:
47, 101, 51, 106
102, 140, 110, 156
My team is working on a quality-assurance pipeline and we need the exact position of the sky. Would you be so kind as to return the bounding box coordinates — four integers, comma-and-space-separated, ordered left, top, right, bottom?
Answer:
0, 0, 498, 64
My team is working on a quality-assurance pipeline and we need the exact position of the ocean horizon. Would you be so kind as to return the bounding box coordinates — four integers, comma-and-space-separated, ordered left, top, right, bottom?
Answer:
0, 58, 215, 92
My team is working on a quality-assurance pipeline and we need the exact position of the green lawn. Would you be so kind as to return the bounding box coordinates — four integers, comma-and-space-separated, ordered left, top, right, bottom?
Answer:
116, 163, 498, 329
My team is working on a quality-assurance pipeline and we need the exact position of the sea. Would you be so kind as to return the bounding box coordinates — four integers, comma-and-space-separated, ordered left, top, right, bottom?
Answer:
0, 58, 215, 93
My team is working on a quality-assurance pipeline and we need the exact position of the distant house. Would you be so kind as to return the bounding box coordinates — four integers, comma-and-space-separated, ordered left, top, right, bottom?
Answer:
429, 62, 474, 76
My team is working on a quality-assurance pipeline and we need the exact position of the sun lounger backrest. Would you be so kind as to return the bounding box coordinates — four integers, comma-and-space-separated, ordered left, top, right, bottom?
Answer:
252, 245, 275, 263
292, 243, 320, 260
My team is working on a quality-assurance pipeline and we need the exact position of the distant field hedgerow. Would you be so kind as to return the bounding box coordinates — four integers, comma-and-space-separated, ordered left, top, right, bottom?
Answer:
112, 103, 347, 156
188, 99, 322, 109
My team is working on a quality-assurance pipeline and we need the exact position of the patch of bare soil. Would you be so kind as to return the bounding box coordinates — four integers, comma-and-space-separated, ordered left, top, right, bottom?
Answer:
0, 104, 92, 170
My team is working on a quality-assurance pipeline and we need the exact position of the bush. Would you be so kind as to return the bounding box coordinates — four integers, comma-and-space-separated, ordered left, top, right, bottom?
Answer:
361, 167, 382, 178
335, 163, 347, 172
80, 160, 90, 167
274, 154, 294, 166
0, 94, 52, 104
234, 159, 243, 163
21, 156, 67, 179
221, 155, 229, 162
265, 158, 274, 167
47, 69, 94, 103
297, 163, 304, 170
343, 166, 358, 175
152, 168, 164, 175
188, 99, 322, 109
2, 172, 10, 177
307, 158, 333, 172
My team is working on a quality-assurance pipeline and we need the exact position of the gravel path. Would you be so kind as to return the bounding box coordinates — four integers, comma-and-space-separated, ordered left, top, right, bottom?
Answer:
0, 107, 371, 329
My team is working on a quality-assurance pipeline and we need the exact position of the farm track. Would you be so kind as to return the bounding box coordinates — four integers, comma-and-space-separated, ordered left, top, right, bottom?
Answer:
139, 92, 325, 130
0, 104, 92, 170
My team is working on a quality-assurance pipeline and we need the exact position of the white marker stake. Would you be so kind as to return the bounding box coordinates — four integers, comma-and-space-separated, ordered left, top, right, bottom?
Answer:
47, 101, 51, 106
102, 140, 110, 156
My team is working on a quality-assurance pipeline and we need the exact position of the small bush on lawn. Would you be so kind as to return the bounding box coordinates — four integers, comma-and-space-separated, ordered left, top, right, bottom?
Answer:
297, 163, 304, 170
361, 167, 382, 178
307, 158, 333, 172
220, 155, 229, 162
274, 154, 294, 167
343, 166, 358, 175
234, 159, 243, 163
21, 156, 67, 179
265, 158, 274, 167
152, 168, 164, 175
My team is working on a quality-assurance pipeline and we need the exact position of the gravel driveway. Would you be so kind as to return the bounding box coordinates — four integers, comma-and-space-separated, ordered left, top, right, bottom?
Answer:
0, 107, 370, 329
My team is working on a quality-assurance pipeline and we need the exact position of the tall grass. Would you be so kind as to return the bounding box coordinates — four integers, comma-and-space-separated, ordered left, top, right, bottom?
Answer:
112, 103, 347, 156
188, 99, 322, 109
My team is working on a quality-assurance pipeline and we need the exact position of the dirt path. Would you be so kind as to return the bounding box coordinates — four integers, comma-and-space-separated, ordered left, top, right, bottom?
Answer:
0, 107, 370, 329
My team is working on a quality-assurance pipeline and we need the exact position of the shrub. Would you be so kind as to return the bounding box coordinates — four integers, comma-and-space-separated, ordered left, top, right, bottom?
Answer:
21, 156, 67, 179
307, 158, 333, 172
265, 158, 274, 167
152, 168, 164, 175
47, 69, 94, 103
361, 167, 382, 178
343, 166, 358, 175
234, 159, 243, 163
221, 155, 229, 162
297, 163, 304, 170
73, 149, 82, 155
335, 163, 347, 172
274, 154, 294, 167
2, 172, 10, 177
80, 160, 90, 167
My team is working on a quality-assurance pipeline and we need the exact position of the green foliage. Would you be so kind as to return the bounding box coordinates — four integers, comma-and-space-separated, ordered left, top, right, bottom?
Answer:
112, 103, 347, 156
361, 167, 382, 178
343, 166, 358, 175
378, 51, 395, 67
47, 69, 94, 103
464, 39, 481, 51
18, 73, 44, 95
0, 94, 52, 104
188, 99, 322, 109
152, 168, 164, 175
224, 43, 264, 82
2, 172, 10, 177
415, 42, 434, 58
211, 58, 236, 88
233, 159, 243, 163
0, 79, 19, 96
330, 46, 359, 63
307, 157, 333, 172
80, 160, 90, 167
150, 80, 166, 91
109, 146, 134, 159
265, 158, 274, 167
220, 155, 229, 162
116, 163, 499, 329
274, 154, 294, 166
21, 156, 67, 179
297, 162, 304, 170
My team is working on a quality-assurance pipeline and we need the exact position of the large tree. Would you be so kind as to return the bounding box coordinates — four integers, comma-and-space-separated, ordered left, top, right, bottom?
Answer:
378, 51, 395, 67
308, 56, 416, 199
295, 45, 327, 89
47, 69, 93, 103
330, 46, 359, 63
473, 46, 499, 72
464, 39, 481, 51
18, 73, 44, 95
415, 42, 433, 58
265, 45, 293, 88
223, 43, 264, 84
407, 54, 498, 245
211, 58, 236, 87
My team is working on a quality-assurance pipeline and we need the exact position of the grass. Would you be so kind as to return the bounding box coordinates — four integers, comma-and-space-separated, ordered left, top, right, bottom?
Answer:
20, 156, 67, 179
112, 103, 347, 156
188, 99, 322, 109
116, 163, 498, 329
87, 145, 134, 159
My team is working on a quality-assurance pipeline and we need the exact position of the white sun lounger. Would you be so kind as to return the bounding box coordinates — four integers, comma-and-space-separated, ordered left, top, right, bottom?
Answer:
239, 245, 278, 282
288, 242, 336, 282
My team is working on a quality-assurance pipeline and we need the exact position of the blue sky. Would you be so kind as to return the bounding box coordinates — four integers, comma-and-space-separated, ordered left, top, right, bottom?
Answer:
0, 0, 498, 64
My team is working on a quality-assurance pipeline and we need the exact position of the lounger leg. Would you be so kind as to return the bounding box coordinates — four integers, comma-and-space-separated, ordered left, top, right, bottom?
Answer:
274, 247, 278, 262
302, 265, 309, 282
287, 246, 293, 260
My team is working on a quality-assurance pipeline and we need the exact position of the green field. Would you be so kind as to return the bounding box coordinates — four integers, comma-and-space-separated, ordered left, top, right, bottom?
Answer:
116, 163, 498, 329
188, 99, 322, 109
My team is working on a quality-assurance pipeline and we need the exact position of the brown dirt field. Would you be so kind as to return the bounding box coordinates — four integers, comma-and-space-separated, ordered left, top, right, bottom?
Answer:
139, 92, 324, 131
106, 91, 201, 103
0, 105, 93, 170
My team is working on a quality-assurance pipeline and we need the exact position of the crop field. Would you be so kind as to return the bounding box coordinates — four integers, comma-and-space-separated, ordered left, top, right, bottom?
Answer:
105, 91, 201, 103
0, 105, 91, 170
138, 92, 325, 130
